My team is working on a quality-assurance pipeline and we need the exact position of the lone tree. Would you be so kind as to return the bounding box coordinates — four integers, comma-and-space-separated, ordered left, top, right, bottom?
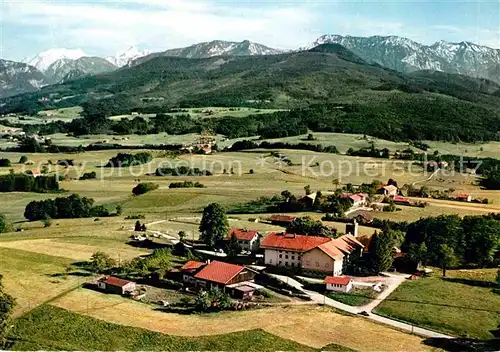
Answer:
0, 274, 15, 348
199, 203, 229, 248
226, 233, 242, 257
368, 229, 400, 273
134, 221, 142, 232
438, 244, 457, 277
178, 231, 186, 243
0, 214, 6, 234
19, 156, 28, 164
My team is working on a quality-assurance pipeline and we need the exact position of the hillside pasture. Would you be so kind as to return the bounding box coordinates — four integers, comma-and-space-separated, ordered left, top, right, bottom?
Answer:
52, 289, 427, 351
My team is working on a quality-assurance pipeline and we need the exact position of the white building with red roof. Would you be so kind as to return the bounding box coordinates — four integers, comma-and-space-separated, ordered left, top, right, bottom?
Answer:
261, 232, 364, 276
324, 276, 353, 292
96, 276, 136, 295
224, 228, 261, 252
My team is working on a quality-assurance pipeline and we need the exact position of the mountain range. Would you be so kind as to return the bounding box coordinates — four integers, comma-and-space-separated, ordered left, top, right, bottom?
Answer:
0, 35, 499, 98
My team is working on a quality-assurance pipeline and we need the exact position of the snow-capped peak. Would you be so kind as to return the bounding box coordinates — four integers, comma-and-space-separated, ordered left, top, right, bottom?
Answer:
25, 48, 87, 72
106, 46, 150, 67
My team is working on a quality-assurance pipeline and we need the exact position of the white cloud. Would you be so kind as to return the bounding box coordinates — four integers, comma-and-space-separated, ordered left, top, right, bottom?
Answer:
2, 0, 318, 59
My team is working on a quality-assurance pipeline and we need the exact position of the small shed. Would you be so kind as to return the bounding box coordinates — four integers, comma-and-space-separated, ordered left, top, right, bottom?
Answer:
97, 276, 136, 295
324, 276, 353, 293
231, 284, 256, 300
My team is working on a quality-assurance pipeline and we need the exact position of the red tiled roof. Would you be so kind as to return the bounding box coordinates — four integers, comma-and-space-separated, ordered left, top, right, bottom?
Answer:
393, 195, 410, 203
261, 232, 331, 252
455, 194, 471, 199
316, 241, 345, 260
194, 261, 245, 285
98, 276, 134, 287
269, 215, 296, 223
226, 228, 259, 241
324, 276, 352, 285
180, 261, 205, 271
332, 234, 365, 254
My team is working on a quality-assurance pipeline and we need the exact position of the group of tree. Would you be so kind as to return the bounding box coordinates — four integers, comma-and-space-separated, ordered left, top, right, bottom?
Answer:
195, 287, 232, 312
286, 216, 338, 238
0, 173, 59, 193
155, 166, 212, 177
168, 181, 205, 189
132, 183, 159, 196
227, 140, 339, 154
104, 152, 153, 167
134, 221, 147, 232
0, 159, 11, 167
24, 194, 110, 221
346, 142, 390, 158
365, 229, 405, 273
403, 214, 500, 275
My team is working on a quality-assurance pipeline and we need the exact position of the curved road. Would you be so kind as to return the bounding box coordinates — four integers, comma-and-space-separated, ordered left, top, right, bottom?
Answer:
270, 273, 451, 339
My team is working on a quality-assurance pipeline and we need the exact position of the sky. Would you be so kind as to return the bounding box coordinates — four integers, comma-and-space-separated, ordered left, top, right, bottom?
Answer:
1, 0, 499, 61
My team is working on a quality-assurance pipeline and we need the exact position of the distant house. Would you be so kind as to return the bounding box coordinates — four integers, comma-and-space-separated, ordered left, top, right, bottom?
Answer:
194, 260, 256, 290
269, 215, 297, 226
324, 276, 353, 292
96, 276, 136, 295
179, 260, 206, 285
225, 228, 261, 252
299, 193, 318, 208
393, 195, 411, 205
29, 170, 41, 178
342, 193, 368, 208
261, 232, 364, 276
379, 185, 398, 197
455, 194, 472, 202
352, 212, 373, 224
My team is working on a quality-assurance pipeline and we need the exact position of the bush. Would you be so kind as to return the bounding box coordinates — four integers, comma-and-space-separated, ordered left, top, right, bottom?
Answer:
79, 171, 97, 180
0, 158, 11, 167
168, 181, 205, 189
132, 183, 159, 196
19, 156, 28, 164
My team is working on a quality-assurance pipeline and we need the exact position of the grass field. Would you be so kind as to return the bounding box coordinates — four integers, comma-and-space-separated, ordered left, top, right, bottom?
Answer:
327, 287, 380, 307
10, 305, 317, 351
51, 289, 427, 351
375, 269, 500, 339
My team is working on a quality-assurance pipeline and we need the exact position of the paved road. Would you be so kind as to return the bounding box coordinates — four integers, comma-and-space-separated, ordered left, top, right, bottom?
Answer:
270, 273, 451, 339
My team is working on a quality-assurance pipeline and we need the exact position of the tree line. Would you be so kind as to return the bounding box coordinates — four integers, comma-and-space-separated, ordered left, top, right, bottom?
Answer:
0, 173, 59, 193
104, 152, 153, 167
24, 194, 110, 221
227, 140, 339, 154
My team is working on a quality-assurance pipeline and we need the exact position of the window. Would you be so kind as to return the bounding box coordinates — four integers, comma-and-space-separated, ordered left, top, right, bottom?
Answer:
292, 256, 295, 260
285, 255, 289, 259
269, 259, 272, 264
285, 262, 289, 266
291, 263, 295, 268
316, 261, 320, 267
279, 254, 282, 259
279, 260, 282, 265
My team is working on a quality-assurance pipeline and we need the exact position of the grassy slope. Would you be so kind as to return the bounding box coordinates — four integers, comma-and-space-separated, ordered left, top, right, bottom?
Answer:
375, 269, 500, 339
10, 305, 320, 351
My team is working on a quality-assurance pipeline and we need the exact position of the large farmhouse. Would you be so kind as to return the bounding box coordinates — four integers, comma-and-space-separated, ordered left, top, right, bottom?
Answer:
261, 232, 364, 276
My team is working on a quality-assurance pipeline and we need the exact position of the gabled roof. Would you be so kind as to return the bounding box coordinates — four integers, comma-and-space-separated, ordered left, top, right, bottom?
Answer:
324, 276, 352, 285
315, 241, 345, 260
394, 195, 410, 203
180, 261, 206, 271
98, 276, 134, 287
382, 185, 398, 192
332, 234, 365, 254
226, 228, 259, 241
261, 232, 331, 252
194, 261, 246, 285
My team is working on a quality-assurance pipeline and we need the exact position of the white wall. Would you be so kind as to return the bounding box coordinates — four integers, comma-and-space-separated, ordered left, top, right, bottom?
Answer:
264, 249, 301, 268
326, 281, 352, 292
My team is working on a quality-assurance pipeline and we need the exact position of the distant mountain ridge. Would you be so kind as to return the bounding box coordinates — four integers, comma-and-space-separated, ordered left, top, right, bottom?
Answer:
314, 34, 500, 83
131, 40, 284, 66
0, 59, 46, 98
44, 57, 117, 84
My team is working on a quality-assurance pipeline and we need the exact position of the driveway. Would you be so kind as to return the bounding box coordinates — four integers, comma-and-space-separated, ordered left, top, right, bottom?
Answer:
269, 272, 451, 339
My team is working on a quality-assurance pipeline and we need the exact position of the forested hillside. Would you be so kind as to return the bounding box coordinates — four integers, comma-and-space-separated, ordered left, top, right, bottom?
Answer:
1, 45, 500, 142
